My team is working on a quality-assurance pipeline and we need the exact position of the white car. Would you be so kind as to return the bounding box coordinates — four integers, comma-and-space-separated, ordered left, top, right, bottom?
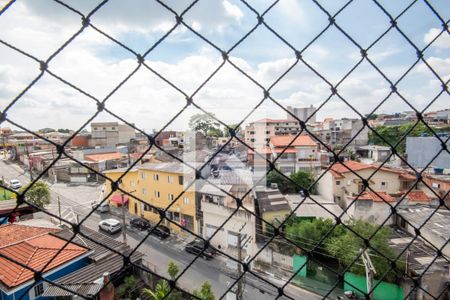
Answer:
9, 179, 22, 189
98, 218, 122, 234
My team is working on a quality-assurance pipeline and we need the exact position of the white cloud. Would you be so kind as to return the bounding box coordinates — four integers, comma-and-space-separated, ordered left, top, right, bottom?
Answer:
424, 28, 450, 49
222, 0, 244, 21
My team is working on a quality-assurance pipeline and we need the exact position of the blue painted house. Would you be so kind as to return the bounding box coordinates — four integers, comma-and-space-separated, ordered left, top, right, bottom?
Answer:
0, 224, 91, 300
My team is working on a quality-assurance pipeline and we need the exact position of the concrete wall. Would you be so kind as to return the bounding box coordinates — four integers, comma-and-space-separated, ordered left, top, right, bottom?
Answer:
406, 137, 450, 169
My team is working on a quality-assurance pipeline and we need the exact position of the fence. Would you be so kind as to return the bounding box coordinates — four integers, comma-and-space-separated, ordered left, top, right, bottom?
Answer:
0, 0, 449, 299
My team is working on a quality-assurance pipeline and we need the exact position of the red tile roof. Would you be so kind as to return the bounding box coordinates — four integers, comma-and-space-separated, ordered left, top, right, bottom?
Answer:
357, 191, 396, 202
330, 160, 374, 175
270, 135, 317, 147
85, 152, 122, 162
404, 190, 432, 203
0, 234, 88, 288
0, 224, 59, 248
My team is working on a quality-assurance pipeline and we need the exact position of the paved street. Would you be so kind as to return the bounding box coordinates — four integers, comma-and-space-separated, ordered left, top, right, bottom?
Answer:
0, 159, 322, 299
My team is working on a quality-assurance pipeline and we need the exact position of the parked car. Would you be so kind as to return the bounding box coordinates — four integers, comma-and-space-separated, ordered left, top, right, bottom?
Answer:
98, 219, 122, 234
91, 201, 110, 213
130, 217, 151, 231
148, 224, 171, 239
184, 239, 216, 260
9, 179, 22, 190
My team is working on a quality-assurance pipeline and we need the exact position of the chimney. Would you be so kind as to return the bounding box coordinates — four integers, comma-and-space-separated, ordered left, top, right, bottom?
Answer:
99, 272, 115, 300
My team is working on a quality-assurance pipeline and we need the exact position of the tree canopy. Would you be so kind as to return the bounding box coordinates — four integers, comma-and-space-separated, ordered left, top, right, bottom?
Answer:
192, 282, 215, 300
284, 218, 402, 281
19, 181, 51, 208
188, 113, 220, 137
368, 122, 450, 154
266, 169, 317, 194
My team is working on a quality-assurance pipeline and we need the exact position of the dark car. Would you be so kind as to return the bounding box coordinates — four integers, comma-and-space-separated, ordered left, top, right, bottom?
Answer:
148, 224, 171, 239
130, 217, 151, 231
184, 240, 216, 260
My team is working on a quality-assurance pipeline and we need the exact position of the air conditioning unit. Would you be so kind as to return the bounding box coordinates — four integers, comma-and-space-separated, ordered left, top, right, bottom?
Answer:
270, 183, 278, 189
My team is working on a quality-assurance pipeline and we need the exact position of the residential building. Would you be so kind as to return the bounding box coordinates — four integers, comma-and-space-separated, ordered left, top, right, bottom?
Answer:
91, 122, 136, 147
244, 118, 300, 148
269, 134, 321, 175
199, 169, 256, 257
395, 207, 450, 257
355, 145, 392, 163
286, 105, 316, 123
104, 162, 198, 234
313, 118, 368, 149
317, 160, 416, 224
153, 130, 184, 149
388, 228, 449, 300
44, 226, 143, 299
254, 188, 291, 236
70, 133, 92, 148
422, 173, 450, 205
285, 194, 349, 222
406, 135, 450, 170
0, 223, 90, 300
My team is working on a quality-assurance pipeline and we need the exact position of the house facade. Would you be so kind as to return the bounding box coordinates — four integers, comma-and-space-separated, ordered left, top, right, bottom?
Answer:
269, 134, 321, 175
0, 224, 90, 300
318, 161, 416, 224
104, 162, 198, 234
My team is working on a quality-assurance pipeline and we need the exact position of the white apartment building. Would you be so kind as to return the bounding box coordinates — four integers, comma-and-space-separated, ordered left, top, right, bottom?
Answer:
287, 105, 316, 123
91, 122, 136, 147
244, 118, 300, 148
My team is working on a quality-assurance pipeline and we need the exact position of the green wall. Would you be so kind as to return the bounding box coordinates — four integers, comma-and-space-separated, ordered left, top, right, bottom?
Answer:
344, 272, 404, 300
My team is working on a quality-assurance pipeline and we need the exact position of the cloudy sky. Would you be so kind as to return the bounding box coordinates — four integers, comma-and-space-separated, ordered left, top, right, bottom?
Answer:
0, 0, 449, 133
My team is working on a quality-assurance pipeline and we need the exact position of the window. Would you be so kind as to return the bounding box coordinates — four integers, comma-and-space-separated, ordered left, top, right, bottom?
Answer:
178, 176, 184, 185
336, 180, 341, 186
102, 127, 106, 130
93, 127, 97, 130
173, 212, 180, 222
168, 175, 173, 183
250, 138, 255, 142
183, 197, 190, 205
144, 204, 151, 211
34, 283, 44, 297
168, 194, 174, 201
381, 181, 387, 189
265, 130, 270, 134
153, 173, 159, 181
140, 172, 146, 179
112, 127, 115, 130
142, 188, 147, 195
154, 191, 160, 198
130, 180, 136, 187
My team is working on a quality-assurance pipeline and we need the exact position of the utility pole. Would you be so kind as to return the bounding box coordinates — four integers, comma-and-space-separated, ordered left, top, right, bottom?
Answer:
25, 142, 33, 181
58, 196, 61, 225
236, 222, 247, 300
122, 193, 127, 245
361, 249, 376, 300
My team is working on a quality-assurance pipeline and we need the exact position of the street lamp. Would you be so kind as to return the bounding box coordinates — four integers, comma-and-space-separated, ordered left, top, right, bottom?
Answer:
122, 189, 136, 245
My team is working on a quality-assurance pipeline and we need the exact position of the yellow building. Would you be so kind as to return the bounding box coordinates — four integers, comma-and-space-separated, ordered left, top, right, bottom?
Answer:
104, 162, 197, 234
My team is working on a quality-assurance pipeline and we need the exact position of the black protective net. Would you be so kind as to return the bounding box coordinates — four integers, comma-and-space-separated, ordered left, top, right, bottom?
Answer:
0, 0, 448, 299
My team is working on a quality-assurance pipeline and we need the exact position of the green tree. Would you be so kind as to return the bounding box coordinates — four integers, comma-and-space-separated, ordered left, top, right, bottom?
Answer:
57, 128, 71, 133
326, 220, 401, 281
266, 170, 293, 194
192, 281, 215, 300
223, 124, 242, 137
189, 113, 220, 137
143, 263, 181, 300
19, 181, 50, 209
285, 218, 336, 252
368, 123, 450, 154
207, 127, 224, 138
289, 170, 317, 194
117, 275, 138, 299
143, 280, 177, 300
167, 261, 179, 280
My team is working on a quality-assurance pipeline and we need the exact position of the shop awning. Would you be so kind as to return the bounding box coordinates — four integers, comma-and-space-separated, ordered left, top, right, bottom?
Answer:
110, 194, 128, 206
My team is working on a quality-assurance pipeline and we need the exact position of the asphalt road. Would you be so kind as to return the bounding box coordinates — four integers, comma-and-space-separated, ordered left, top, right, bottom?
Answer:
0, 159, 323, 299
